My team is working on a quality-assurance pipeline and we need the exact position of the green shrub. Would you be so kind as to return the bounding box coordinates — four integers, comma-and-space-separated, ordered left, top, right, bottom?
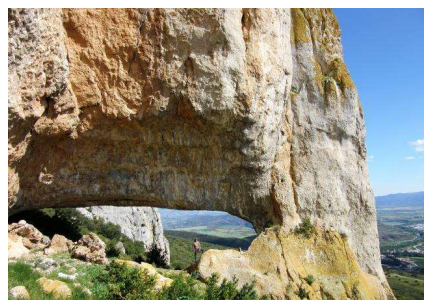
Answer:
159, 274, 201, 300
296, 287, 309, 299
294, 219, 316, 238
94, 262, 263, 300
96, 260, 157, 300
304, 275, 315, 285
204, 273, 258, 300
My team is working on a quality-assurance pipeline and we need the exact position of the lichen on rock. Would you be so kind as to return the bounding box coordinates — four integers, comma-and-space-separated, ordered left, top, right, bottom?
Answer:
191, 228, 392, 300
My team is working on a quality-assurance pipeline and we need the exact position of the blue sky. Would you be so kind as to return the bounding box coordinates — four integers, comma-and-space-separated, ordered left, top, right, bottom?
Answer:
333, 9, 424, 196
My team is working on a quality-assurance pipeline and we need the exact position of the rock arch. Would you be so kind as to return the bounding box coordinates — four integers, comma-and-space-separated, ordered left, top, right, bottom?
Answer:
9, 8, 392, 299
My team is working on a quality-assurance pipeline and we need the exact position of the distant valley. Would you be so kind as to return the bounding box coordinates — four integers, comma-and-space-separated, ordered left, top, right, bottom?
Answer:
158, 208, 256, 239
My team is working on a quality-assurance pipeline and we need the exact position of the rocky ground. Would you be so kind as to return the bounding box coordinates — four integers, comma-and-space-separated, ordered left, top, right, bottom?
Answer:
8, 220, 176, 299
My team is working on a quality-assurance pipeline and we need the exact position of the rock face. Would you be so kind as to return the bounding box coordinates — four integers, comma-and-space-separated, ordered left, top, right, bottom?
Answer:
191, 228, 392, 299
77, 206, 170, 265
8, 8, 390, 299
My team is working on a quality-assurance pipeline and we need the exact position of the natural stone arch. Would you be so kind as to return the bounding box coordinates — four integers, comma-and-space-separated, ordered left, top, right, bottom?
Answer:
8, 8, 294, 232
8, 8, 393, 299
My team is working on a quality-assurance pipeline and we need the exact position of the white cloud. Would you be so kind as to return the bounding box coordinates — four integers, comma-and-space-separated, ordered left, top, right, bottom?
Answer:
409, 139, 424, 152
368, 155, 374, 162
404, 156, 415, 160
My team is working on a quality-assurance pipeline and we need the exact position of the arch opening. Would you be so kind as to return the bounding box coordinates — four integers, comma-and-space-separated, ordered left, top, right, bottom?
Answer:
8, 205, 257, 270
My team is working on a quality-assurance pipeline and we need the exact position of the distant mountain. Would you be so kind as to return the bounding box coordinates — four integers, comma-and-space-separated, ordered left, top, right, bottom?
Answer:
158, 209, 254, 230
375, 191, 424, 209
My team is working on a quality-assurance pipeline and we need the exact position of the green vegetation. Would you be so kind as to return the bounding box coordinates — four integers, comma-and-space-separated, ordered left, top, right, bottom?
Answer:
8, 261, 100, 300
203, 273, 261, 300
165, 234, 231, 270
303, 275, 315, 285
97, 260, 157, 300
293, 218, 316, 238
96, 260, 264, 300
296, 287, 309, 299
9, 259, 267, 300
169, 226, 256, 239
165, 230, 255, 250
385, 270, 424, 300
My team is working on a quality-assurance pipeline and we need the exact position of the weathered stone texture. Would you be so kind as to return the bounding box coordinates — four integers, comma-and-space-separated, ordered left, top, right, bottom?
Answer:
77, 206, 170, 265
8, 8, 390, 299
191, 228, 392, 300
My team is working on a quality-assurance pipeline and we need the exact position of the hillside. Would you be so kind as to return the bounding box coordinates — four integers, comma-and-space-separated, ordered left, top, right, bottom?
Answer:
376, 192, 424, 256
164, 234, 232, 270
376, 192, 424, 209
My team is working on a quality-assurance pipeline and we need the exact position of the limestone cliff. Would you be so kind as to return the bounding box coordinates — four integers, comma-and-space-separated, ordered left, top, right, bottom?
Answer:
191, 228, 392, 300
8, 8, 391, 299
77, 206, 170, 266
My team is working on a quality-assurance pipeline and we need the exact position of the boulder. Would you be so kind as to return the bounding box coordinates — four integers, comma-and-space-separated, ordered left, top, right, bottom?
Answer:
44, 234, 72, 255
8, 233, 29, 259
9, 286, 30, 299
8, 221, 50, 250
37, 277, 72, 298
140, 262, 173, 289
71, 233, 108, 264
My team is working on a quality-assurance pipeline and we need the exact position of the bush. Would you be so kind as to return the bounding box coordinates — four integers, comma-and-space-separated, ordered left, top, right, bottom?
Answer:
296, 287, 309, 299
94, 262, 264, 300
159, 274, 201, 300
97, 260, 157, 300
204, 273, 258, 300
294, 219, 316, 238
304, 275, 315, 285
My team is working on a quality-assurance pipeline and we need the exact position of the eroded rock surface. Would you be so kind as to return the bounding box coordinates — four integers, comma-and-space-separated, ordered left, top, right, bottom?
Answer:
37, 277, 72, 299
9, 286, 30, 300
8, 233, 30, 259
77, 206, 170, 265
191, 228, 392, 300
8, 220, 51, 250
71, 233, 108, 264
44, 234, 72, 255
8, 8, 390, 299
